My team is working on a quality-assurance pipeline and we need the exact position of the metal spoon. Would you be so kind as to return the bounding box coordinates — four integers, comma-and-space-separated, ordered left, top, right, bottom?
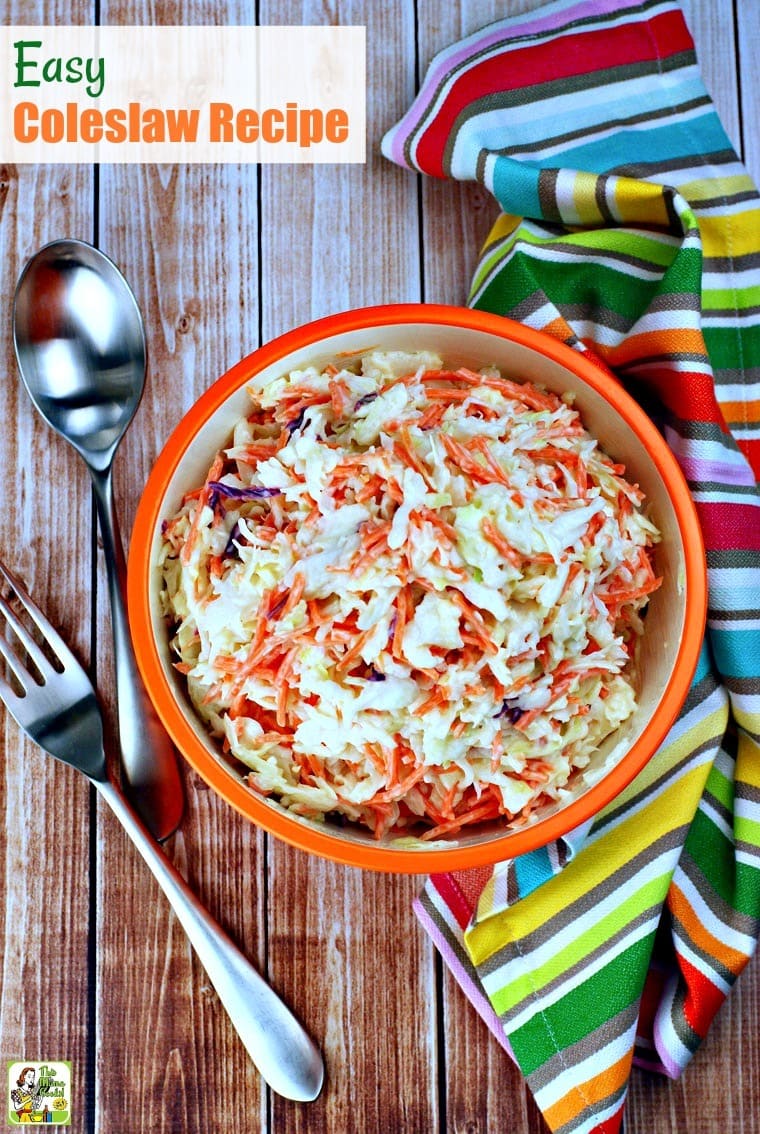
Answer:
13, 238, 184, 841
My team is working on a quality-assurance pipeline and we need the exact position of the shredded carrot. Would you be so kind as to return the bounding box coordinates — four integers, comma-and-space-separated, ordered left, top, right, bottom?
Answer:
423, 386, 470, 401
416, 506, 458, 545
599, 576, 663, 606
242, 441, 281, 461
392, 587, 411, 660
412, 686, 449, 716
180, 452, 225, 565
416, 403, 447, 429
470, 436, 512, 487
419, 797, 501, 840
440, 432, 509, 489
328, 376, 350, 417
393, 427, 435, 489
279, 572, 305, 620
373, 763, 428, 803
478, 373, 560, 411
490, 730, 504, 772
355, 474, 384, 503
464, 401, 500, 421
481, 517, 522, 567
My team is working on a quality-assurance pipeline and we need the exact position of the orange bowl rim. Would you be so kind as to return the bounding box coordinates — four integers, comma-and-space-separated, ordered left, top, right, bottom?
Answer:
127, 303, 707, 872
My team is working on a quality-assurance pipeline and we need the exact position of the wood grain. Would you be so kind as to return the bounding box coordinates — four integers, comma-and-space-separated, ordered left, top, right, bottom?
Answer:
94, 5, 268, 1132
0, 7, 94, 1134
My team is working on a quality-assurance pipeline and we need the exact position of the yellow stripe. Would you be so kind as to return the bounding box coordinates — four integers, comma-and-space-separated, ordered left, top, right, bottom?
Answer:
737, 731, 760, 791
611, 178, 671, 228
491, 873, 667, 1015
572, 171, 605, 226
473, 703, 727, 924
466, 712, 726, 963
594, 702, 727, 817
699, 210, 760, 258
681, 174, 757, 202
482, 212, 522, 249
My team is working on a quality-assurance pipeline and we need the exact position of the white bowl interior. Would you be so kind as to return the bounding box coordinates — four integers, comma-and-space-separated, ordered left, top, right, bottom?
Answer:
145, 320, 687, 853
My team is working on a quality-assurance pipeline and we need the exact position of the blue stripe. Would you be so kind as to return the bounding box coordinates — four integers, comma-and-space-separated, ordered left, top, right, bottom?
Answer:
710, 628, 760, 678
491, 156, 542, 217
692, 639, 713, 686
514, 846, 554, 898
543, 111, 731, 174
710, 583, 760, 611
467, 74, 710, 155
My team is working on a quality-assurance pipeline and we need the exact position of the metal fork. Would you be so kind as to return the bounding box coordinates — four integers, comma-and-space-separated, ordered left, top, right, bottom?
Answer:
0, 560, 323, 1103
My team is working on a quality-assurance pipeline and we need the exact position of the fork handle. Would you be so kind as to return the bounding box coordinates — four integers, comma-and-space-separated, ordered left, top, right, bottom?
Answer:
94, 777, 324, 1102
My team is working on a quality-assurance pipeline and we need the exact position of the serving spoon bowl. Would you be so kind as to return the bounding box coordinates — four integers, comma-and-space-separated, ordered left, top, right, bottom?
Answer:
13, 238, 184, 840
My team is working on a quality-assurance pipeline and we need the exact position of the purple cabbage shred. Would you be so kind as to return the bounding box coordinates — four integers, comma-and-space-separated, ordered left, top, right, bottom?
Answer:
223, 520, 243, 560
286, 408, 307, 433
498, 701, 524, 723
207, 481, 283, 501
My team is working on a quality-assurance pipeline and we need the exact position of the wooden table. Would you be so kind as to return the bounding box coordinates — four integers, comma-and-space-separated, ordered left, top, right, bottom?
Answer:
1, 2, 757, 1131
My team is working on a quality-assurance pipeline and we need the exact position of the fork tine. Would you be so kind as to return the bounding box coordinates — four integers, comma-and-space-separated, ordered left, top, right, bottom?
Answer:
0, 600, 38, 692
0, 560, 75, 674
0, 586, 57, 681
0, 661, 27, 712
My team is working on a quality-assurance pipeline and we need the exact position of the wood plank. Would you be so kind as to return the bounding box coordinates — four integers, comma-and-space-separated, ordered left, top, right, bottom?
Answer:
681, 0, 741, 150
259, 0, 423, 338
94, 5, 267, 1131
259, 3, 438, 1132
0, 6, 94, 1134
736, 0, 760, 182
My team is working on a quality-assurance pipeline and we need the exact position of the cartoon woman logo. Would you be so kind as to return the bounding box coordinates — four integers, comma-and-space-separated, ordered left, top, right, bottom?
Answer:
10, 1067, 44, 1123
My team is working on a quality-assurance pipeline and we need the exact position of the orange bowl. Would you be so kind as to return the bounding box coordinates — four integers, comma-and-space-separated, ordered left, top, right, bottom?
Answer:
127, 304, 706, 872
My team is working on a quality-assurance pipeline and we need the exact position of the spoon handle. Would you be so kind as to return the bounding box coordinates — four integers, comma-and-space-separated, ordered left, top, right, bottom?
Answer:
91, 466, 185, 841
95, 777, 324, 1102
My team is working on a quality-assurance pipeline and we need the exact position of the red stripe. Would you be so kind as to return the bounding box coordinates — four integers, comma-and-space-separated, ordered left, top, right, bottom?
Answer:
697, 501, 760, 551
415, 9, 693, 177
637, 965, 667, 1044
737, 437, 760, 481
676, 953, 725, 1040
590, 1101, 626, 1134
430, 871, 479, 929
633, 366, 728, 427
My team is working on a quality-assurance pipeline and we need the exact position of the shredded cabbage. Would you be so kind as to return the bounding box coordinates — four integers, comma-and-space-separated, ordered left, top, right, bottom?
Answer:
160, 350, 661, 840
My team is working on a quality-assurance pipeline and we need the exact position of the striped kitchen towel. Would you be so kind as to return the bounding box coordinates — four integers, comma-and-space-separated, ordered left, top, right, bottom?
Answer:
382, 1, 760, 1131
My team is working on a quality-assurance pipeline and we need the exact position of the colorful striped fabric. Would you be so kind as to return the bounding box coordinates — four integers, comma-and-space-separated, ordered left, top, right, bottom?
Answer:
382, 1, 760, 1130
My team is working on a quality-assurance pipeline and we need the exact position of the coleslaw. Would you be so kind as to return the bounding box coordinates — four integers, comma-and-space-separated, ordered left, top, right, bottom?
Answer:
159, 350, 661, 840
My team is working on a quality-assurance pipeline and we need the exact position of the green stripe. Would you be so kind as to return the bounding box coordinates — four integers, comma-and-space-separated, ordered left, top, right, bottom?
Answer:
684, 809, 736, 902
736, 862, 760, 918
703, 322, 760, 369
471, 220, 688, 294
503, 220, 681, 267
703, 284, 760, 311
735, 815, 760, 847
523, 262, 658, 320
508, 934, 655, 1075
705, 764, 734, 811
490, 874, 668, 1016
